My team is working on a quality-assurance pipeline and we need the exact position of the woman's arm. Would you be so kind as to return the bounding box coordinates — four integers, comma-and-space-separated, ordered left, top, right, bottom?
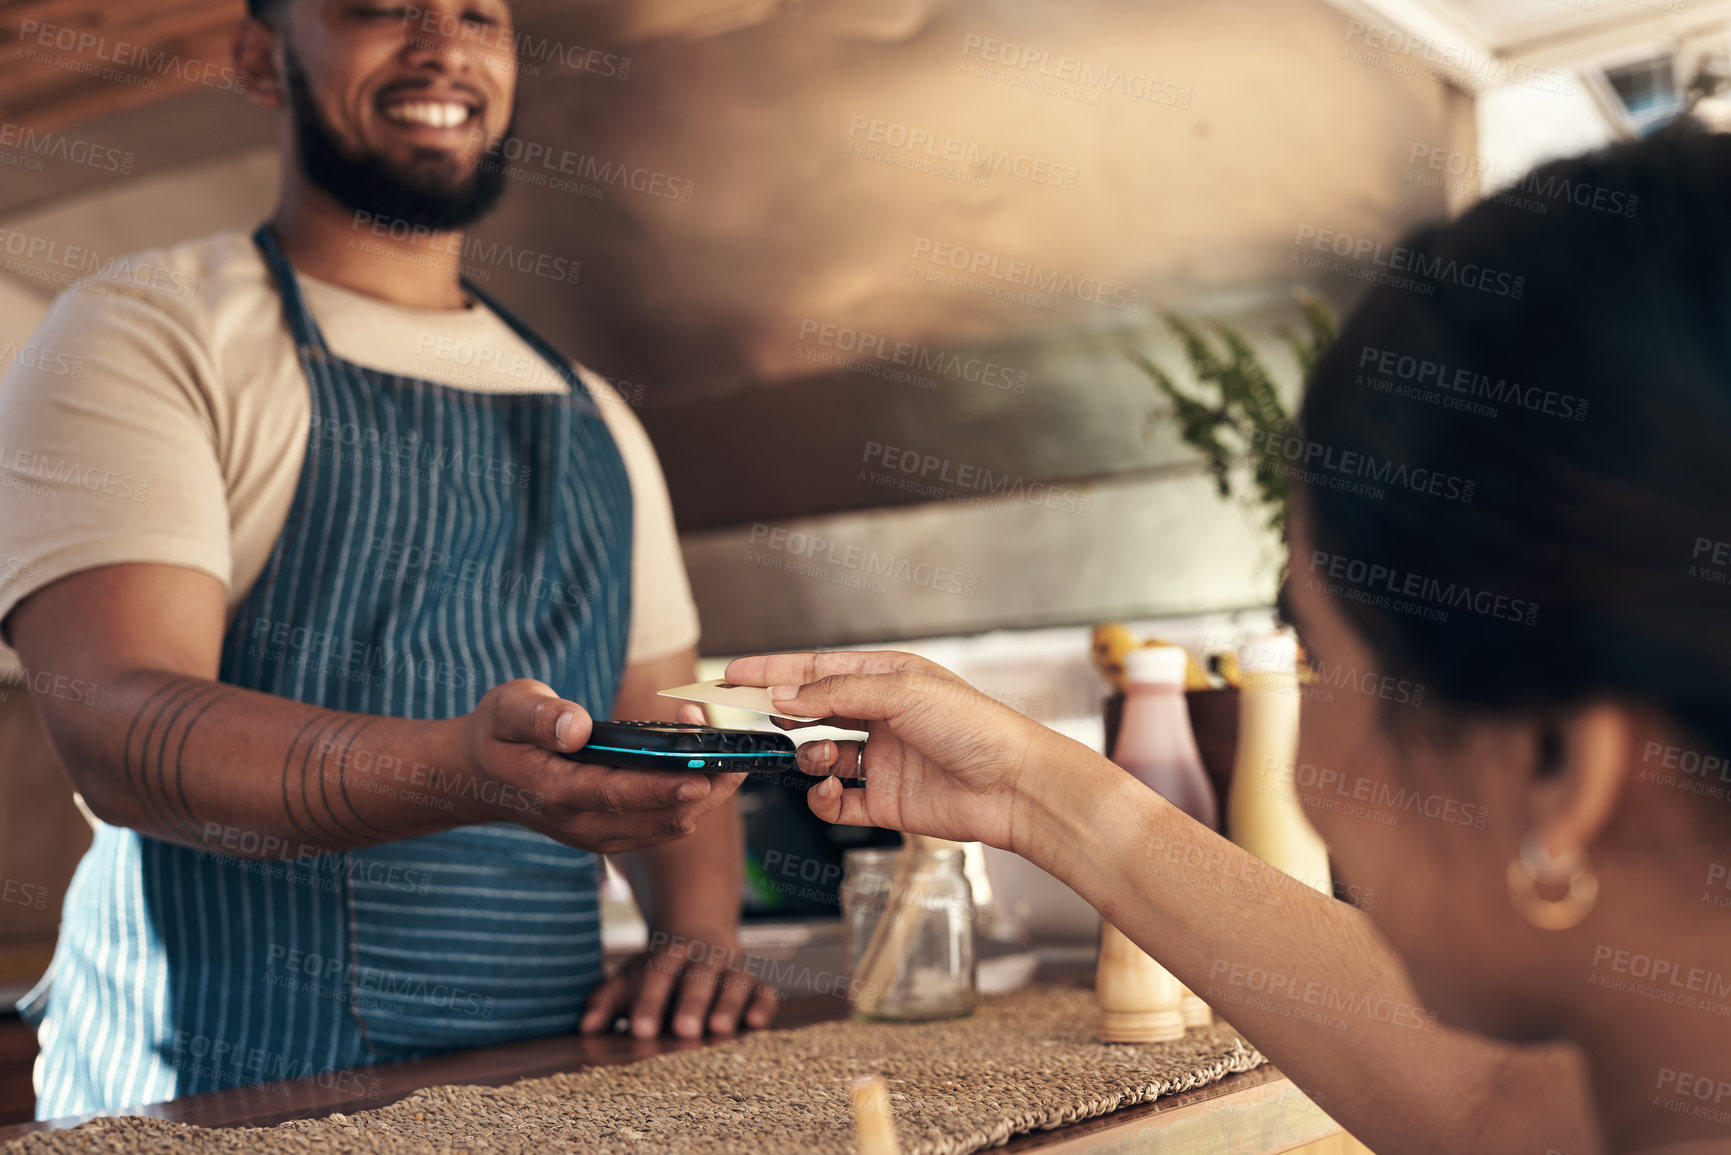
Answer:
734, 651, 1603, 1155
1030, 743, 1599, 1155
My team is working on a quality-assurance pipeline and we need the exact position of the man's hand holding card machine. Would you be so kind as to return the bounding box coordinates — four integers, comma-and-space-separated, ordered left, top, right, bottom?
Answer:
570, 679, 866, 784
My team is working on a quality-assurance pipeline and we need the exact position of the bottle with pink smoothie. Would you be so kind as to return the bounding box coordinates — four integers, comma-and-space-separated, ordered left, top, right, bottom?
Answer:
1112, 646, 1219, 829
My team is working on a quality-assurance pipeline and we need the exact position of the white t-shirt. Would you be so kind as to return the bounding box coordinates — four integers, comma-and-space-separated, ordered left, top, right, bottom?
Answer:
0, 231, 699, 668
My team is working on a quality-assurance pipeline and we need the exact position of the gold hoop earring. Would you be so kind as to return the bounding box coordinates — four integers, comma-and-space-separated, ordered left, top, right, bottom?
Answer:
1507, 835, 1598, 930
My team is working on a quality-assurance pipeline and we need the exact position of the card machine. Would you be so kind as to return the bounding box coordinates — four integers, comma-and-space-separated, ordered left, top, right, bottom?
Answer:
570, 719, 799, 773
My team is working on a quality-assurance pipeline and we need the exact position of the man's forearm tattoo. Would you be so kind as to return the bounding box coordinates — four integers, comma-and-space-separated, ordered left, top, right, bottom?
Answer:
122, 676, 232, 839
124, 676, 397, 851
283, 712, 392, 843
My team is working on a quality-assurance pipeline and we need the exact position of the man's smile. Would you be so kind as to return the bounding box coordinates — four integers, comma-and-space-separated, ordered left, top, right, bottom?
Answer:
375, 82, 485, 141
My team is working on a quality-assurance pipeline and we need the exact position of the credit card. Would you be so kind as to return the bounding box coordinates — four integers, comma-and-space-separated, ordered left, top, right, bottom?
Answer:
657, 679, 822, 722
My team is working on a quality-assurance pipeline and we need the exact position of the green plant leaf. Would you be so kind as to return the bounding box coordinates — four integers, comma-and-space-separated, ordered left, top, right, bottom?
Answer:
1132, 297, 1337, 545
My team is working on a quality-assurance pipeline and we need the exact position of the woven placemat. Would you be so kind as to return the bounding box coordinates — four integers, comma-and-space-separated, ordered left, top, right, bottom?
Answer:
4, 986, 1265, 1155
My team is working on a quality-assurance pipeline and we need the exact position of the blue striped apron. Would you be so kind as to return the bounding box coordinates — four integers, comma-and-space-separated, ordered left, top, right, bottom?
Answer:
20, 224, 633, 1118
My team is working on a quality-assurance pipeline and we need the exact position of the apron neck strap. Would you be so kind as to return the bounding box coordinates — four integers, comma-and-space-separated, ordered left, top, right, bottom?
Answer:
252, 223, 329, 353
461, 279, 583, 393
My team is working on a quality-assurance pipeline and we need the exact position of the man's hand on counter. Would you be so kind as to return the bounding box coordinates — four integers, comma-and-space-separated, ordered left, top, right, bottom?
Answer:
580, 930, 780, 1040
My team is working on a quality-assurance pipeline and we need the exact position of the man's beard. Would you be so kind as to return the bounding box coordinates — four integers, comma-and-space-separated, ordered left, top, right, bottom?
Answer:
284, 44, 510, 231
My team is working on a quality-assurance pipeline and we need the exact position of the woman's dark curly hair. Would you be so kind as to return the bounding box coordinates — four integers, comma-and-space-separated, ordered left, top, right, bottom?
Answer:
1298, 127, 1731, 761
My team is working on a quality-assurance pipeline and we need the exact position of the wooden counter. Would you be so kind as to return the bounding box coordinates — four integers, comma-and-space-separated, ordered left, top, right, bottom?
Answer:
0, 983, 1339, 1153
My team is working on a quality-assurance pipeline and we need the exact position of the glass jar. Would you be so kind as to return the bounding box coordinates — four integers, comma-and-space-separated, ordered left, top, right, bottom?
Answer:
840, 845, 976, 1021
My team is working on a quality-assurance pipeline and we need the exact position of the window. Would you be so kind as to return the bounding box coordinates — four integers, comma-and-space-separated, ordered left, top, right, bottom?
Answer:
1605, 55, 1682, 135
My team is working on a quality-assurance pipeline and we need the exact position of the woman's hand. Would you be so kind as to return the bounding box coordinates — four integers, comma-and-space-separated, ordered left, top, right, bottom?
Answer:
722, 651, 1054, 852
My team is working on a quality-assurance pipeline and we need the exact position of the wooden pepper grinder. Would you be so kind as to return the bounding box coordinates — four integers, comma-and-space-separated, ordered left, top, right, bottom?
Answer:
1178, 993, 1212, 1028
849, 1075, 902, 1155
1179, 986, 1213, 1028
1096, 919, 1186, 1042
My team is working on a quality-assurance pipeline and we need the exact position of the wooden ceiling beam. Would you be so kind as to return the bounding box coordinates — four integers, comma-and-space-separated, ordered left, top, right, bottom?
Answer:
0, 1, 243, 128
0, 0, 240, 37
0, 24, 239, 130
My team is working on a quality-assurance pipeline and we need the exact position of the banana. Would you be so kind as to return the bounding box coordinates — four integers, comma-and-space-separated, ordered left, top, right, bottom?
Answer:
1090, 623, 1139, 692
